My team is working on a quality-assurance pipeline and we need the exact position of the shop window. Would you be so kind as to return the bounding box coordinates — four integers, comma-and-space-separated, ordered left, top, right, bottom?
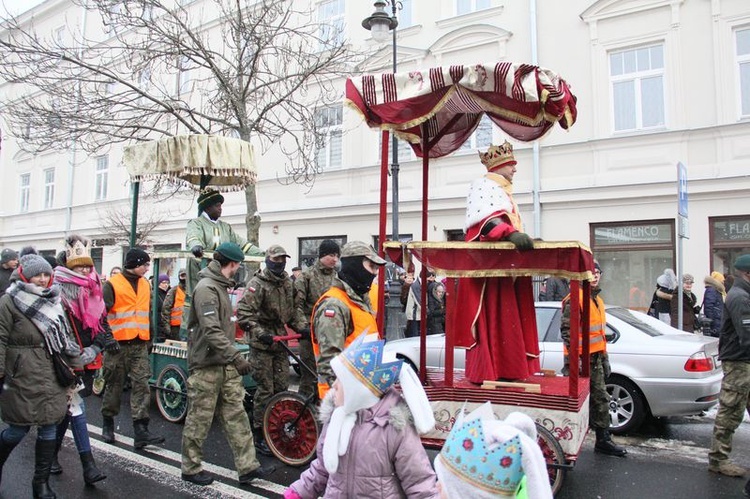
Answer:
710, 216, 750, 276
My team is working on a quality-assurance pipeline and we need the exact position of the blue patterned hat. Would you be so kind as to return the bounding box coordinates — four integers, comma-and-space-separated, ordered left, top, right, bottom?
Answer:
437, 411, 526, 496
337, 332, 402, 398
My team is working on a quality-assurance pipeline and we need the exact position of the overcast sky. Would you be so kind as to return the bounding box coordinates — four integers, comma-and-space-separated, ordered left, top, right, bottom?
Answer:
1, 0, 47, 18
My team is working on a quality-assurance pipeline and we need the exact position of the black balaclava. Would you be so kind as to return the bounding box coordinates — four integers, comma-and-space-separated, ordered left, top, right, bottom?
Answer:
265, 256, 286, 277
339, 256, 376, 296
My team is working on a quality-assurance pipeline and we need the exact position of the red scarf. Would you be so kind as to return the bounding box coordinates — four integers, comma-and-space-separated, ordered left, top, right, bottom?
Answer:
54, 267, 106, 335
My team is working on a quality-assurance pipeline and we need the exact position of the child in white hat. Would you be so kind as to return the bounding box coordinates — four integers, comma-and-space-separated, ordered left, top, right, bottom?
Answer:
434, 403, 552, 499
284, 332, 438, 499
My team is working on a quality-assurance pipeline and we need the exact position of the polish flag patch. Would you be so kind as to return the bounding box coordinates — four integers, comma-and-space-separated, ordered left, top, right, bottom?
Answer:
248, 286, 256, 293
324, 309, 336, 317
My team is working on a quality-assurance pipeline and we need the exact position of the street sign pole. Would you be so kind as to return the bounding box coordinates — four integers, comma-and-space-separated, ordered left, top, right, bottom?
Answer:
677, 162, 689, 331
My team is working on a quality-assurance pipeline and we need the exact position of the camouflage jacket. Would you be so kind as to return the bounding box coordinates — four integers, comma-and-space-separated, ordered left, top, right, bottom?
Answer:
312, 277, 374, 389
237, 268, 306, 352
294, 260, 337, 325
186, 260, 241, 371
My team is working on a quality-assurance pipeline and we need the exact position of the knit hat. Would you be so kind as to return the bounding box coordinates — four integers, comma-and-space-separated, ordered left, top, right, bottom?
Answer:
682, 273, 694, 284
735, 255, 750, 272
197, 188, 224, 214
215, 242, 244, 263
434, 403, 553, 499
0, 248, 18, 265
318, 239, 341, 258
267, 245, 290, 259
65, 235, 94, 269
341, 241, 386, 265
710, 271, 725, 284
19, 254, 54, 281
158, 273, 170, 284
124, 248, 150, 269
323, 332, 434, 474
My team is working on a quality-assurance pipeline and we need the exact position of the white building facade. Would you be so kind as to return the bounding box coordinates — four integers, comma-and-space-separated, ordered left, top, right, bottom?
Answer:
1, 0, 749, 308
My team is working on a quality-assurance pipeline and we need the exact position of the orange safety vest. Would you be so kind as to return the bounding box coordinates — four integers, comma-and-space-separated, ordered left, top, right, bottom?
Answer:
170, 286, 186, 326
562, 290, 607, 356
368, 283, 380, 315
107, 273, 151, 342
311, 286, 377, 398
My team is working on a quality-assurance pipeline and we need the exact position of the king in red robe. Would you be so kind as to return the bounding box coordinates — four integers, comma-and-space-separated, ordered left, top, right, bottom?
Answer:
454, 141, 541, 382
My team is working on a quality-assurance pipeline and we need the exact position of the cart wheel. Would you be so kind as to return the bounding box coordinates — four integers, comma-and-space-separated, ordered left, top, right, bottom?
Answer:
92, 369, 106, 397
536, 423, 566, 495
155, 364, 188, 423
263, 391, 319, 467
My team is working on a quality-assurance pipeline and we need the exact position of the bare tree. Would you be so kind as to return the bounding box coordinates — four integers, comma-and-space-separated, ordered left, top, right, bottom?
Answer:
0, 0, 358, 245
98, 204, 166, 248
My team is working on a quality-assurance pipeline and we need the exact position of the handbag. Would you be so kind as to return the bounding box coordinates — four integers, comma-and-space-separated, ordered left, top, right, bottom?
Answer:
52, 351, 79, 388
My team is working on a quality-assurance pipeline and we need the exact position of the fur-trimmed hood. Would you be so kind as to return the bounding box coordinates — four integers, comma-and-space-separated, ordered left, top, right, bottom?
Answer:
318, 387, 414, 432
704, 275, 726, 294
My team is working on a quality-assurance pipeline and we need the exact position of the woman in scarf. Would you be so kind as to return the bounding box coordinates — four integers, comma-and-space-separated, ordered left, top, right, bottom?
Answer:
0, 252, 82, 499
49, 236, 119, 485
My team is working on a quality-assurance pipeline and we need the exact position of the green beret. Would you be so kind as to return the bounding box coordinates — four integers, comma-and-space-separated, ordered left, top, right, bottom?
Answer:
215, 242, 244, 263
734, 254, 750, 272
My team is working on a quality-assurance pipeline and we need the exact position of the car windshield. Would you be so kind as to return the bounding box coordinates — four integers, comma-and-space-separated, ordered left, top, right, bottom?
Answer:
607, 307, 663, 337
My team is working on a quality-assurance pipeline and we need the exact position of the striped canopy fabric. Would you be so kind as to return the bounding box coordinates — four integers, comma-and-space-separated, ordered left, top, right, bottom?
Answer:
345, 62, 577, 158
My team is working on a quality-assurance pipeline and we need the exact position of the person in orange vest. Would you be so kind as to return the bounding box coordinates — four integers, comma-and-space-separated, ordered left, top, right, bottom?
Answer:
561, 260, 627, 458
160, 268, 187, 341
310, 241, 385, 399
100, 248, 165, 449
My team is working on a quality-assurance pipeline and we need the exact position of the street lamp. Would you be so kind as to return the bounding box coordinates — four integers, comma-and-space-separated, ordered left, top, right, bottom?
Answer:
362, 0, 400, 242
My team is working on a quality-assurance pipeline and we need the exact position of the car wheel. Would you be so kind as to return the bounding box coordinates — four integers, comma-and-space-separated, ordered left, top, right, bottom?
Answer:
606, 375, 647, 434
397, 355, 419, 375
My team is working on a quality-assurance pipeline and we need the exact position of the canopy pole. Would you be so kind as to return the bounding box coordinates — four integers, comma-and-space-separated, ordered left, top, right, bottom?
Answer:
419, 124, 430, 384
129, 181, 140, 250
377, 130, 389, 337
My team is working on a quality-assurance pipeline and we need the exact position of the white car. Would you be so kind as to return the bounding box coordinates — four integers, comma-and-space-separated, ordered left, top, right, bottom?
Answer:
384, 302, 723, 434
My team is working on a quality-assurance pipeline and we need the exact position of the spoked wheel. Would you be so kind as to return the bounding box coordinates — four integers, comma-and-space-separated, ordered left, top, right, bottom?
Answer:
536, 423, 566, 495
155, 364, 188, 423
263, 391, 319, 467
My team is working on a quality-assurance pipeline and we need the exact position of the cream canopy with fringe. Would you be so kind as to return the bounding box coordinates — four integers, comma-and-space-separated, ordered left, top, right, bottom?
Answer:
122, 134, 256, 191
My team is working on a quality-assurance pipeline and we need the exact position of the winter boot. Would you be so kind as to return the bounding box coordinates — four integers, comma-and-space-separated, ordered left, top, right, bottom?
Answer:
239, 464, 276, 485
709, 459, 747, 477
133, 419, 165, 449
101, 417, 115, 444
252, 428, 273, 457
50, 413, 70, 475
594, 428, 627, 457
0, 431, 20, 487
32, 439, 57, 499
80, 451, 106, 485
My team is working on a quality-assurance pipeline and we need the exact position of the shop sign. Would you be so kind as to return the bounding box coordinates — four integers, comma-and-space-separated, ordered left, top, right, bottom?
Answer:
713, 219, 750, 242
594, 224, 672, 246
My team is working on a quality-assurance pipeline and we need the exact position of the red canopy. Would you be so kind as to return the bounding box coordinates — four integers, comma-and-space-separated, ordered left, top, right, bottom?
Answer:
345, 62, 577, 157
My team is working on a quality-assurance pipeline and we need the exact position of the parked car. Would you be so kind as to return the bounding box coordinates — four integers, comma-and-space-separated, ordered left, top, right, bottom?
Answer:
384, 302, 722, 434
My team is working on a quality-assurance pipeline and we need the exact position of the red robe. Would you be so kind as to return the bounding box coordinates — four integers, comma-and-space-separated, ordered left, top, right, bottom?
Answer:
454, 173, 541, 382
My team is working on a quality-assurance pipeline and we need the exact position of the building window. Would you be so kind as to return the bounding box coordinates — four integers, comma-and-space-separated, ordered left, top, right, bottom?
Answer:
609, 44, 665, 132
378, 134, 415, 164
458, 115, 493, 152
456, 0, 491, 16
178, 56, 193, 95
19, 173, 30, 213
737, 27, 750, 117
43, 168, 55, 209
315, 105, 343, 169
710, 216, 750, 275
445, 229, 465, 241
95, 155, 109, 201
317, 0, 345, 49
298, 236, 347, 270
590, 220, 675, 310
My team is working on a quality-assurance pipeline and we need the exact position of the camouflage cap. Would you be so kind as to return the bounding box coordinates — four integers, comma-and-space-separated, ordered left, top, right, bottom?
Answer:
341, 241, 386, 265
266, 244, 290, 258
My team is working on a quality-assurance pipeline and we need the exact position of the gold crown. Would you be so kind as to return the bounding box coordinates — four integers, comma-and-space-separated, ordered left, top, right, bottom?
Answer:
478, 141, 516, 171
65, 235, 94, 268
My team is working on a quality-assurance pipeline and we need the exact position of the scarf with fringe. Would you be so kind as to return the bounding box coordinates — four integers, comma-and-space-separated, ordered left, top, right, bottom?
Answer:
54, 267, 106, 335
7, 281, 79, 356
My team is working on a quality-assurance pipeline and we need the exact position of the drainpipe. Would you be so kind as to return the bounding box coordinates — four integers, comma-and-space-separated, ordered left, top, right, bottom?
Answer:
65, 5, 88, 233
530, 0, 541, 237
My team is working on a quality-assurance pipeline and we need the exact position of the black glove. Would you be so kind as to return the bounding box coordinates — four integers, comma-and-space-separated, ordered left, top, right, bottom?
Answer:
298, 327, 311, 341
258, 333, 275, 346
233, 356, 252, 376
190, 245, 204, 257
507, 231, 534, 251
92, 333, 108, 350
105, 338, 121, 352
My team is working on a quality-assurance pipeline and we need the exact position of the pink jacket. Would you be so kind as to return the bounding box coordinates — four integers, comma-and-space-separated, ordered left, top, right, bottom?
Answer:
289, 388, 438, 499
